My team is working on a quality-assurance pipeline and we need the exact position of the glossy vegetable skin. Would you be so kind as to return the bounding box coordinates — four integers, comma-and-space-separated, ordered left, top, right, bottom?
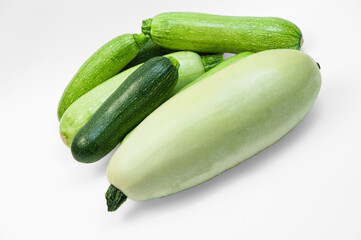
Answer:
59, 52, 223, 147
71, 57, 179, 163
181, 51, 253, 91
142, 12, 303, 53
106, 49, 321, 202
57, 33, 148, 120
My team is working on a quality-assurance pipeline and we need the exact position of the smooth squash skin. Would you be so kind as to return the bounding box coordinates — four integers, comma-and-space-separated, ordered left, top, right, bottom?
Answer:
142, 12, 303, 53
71, 57, 180, 163
57, 33, 149, 120
181, 52, 253, 91
59, 52, 223, 147
107, 49, 321, 202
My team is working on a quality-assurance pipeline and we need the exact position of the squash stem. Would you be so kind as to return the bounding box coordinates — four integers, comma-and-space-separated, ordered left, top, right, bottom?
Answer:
200, 54, 224, 72
133, 33, 149, 49
105, 184, 127, 212
141, 18, 152, 36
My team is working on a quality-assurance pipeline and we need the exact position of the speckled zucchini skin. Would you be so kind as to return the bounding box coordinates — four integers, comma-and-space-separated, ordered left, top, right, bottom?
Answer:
57, 33, 148, 120
71, 57, 179, 163
59, 52, 222, 147
142, 12, 303, 53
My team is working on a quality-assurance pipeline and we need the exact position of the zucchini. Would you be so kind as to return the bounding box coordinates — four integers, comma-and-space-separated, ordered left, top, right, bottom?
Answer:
71, 57, 180, 163
123, 38, 175, 70
57, 33, 149, 120
59, 52, 223, 147
142, 12, 303, 53
106, 49, 321, 209
181, 52, 253, 91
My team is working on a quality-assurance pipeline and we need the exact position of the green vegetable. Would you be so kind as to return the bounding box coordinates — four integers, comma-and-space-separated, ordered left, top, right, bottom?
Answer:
106, 49, 321, 207
142, 12, 303, 53
71, 57, 180, 163
59, 51, 223, 147
57, 33, 149, 120
105, 185, 127, 212
181, 52, 253, 91
123, 38, 175, 70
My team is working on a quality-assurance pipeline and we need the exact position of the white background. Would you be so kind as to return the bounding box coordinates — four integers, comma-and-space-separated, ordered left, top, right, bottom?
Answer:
0, 0, 360, 239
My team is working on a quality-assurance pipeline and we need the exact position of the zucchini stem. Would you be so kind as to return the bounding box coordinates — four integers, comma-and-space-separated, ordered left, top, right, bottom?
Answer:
201, 54, 224, 72
105, 185, 127, 212
133, 33, 149, 49
141, 18, 152, 36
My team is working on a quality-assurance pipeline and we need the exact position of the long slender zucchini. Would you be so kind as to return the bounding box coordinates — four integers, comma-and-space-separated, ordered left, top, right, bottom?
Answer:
106, 49, 321, 210
71, 57, 180, 163
57, 33, 149, 120
142, 12, 303, 53
59, 52, 223, 147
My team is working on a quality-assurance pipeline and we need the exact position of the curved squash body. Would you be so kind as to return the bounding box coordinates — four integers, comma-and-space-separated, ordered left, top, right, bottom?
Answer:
142, 12, 303, 53
57, 34, 149, 120
107, 49, 321, 201
71, 57, 179, 163
60, 51, 222, 147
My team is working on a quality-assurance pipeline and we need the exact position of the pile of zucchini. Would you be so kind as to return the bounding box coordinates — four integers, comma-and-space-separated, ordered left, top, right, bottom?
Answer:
57, 12, 321, 212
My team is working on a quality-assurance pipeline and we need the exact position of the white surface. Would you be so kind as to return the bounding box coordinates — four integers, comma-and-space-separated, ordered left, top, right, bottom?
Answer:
0, 0, 360, 239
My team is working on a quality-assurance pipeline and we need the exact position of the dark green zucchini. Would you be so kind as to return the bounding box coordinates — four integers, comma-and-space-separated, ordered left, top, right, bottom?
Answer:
71, 57, 179, 163
123, 38, 175, 70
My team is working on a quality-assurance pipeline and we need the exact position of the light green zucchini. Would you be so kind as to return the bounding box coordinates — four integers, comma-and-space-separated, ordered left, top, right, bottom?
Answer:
59, 51, 223, 147
57, 33, 149, 120
142, 12, 303, 53
181, 52, 253, 91
106, 49, 321, 209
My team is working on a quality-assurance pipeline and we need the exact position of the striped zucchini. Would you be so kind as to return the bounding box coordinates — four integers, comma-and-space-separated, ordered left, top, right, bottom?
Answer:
71, 57, 179, 163
142, 12, 303, 53
59, 52, 223, 147
57, 33, 149, 120
106, 49, 321, 210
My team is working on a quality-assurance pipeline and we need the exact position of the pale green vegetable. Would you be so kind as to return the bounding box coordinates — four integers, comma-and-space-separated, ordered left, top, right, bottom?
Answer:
107, 49, 321, 202
59, 51, 223, 147
181, 51, 253, 91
